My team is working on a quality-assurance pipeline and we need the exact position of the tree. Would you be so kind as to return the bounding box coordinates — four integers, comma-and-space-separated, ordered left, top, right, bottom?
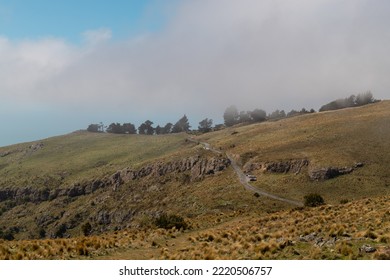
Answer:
223, 105, 239, 127
123, 123, 136, 134
287, 109, 300, 117
250, 108, 267, 122
198, 118, 213, 133
138, 123, 146, 134
355, 91, 374, 106
106, 123, 124, 134
155, 125, 162, 135
87, 124, 100, 132
161, 122, 173, 134
98, 122, 104, 132
138, 120, 155, 135
145, 120, 155, 135
300, 108, 309, 114
172, 115, 191, 133
238, 111, 251, 123
269, 109, 286, 120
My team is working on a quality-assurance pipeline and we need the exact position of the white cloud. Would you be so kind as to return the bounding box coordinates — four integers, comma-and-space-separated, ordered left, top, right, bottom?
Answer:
82, 28, 112, 45
0, 35, 81, 102
1, 0, 390, 120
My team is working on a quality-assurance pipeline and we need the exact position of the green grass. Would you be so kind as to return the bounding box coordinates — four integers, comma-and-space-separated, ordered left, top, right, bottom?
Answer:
0, 131, 190, 188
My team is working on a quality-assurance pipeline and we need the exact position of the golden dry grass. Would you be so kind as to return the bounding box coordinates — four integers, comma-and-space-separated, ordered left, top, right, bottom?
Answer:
0, 195, 388, 260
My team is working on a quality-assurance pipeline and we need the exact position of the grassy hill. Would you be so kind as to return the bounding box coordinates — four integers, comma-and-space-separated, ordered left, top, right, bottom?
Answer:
0, 101, 390, 259
0, 132, 192, 188
196, 100, 390, 204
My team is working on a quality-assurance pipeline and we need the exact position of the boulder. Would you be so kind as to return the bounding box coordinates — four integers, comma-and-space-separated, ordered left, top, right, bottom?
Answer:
360, 244, 376, 253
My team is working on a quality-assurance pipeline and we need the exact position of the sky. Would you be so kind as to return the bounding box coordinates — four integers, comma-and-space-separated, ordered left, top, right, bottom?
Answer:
1, 0, 390, 147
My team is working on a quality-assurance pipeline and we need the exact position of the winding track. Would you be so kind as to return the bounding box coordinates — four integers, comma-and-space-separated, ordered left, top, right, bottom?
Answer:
188, 137, 303, 207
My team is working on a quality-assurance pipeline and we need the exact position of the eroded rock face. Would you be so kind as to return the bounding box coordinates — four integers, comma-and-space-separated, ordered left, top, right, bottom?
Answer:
243, 159, 309, 174
308, 167, 353, 181
308, 163, 363, 181
111, 156, 231, 189
266, 159, 309, 174
243, 158, 363, 181
0, 155, 231, 203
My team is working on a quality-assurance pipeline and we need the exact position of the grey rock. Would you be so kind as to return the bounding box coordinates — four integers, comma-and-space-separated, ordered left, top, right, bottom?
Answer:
360, 244, 376, 253
309, 166, 355, 181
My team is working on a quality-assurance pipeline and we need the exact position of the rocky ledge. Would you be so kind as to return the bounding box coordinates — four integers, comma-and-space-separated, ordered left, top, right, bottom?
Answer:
243, 158, 363, 181
243, 159, 309, 174
0, 155, 231, 204
308, 162, 364, 181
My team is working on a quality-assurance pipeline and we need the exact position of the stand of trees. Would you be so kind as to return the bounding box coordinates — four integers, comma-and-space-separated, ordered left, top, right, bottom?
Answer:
106, 123, 137, 134
223, 105, 315, 127
223, 105, 268, 127
87, 91, 378, 135
319, 91, 377, 112
87, 115, 190, 135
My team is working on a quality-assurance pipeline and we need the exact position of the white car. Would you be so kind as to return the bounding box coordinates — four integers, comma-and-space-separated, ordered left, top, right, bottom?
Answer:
246, 174, 257, 181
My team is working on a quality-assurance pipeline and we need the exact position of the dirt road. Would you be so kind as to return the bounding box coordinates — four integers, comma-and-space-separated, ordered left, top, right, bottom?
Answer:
188, 137, 303, 207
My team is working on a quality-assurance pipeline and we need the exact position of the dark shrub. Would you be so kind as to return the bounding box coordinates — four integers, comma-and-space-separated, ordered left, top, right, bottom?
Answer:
304, 193, 325, 207
155, 213, 188, 230
54, 223, 67, 238
0, 229, 14, 241
39, 228, 46, 239
340, 199, 349, 204
81, 222, 92, 236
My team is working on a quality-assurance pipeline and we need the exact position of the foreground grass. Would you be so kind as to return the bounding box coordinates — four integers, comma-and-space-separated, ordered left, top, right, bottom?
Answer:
0, 195, 388, 260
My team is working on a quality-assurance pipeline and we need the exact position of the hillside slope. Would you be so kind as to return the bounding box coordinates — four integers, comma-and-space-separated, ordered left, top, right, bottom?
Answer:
196, 100, 390, 204
1, 131, 279, 240
0, 101, 389, 259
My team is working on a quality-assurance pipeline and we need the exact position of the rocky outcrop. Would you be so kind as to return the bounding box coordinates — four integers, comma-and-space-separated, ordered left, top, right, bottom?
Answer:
360, 244, 376, 253
0, 155, 231, 203
111, 155, 230, 190
243, 158, 363, 181
0, 151, 11, 157
243, 159, 309, 175
309, 163, 363, 181
265, 159, 309, 174
28, 142, 44, 153
0, 187, 50, 203
309, 167, 353, 181
0, 142, 44, 159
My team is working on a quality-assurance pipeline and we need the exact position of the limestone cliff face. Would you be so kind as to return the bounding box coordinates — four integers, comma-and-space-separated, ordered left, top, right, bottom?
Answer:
0, 155, 231, 203
242, 158, 363, 181
111, 155, 230, 190
308, 163, 363, 181
243, 159, 309, 175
